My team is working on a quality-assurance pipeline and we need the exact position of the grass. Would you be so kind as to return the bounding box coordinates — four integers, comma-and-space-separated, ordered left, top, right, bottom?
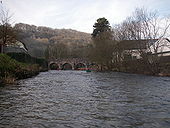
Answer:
0, 54, 40, 84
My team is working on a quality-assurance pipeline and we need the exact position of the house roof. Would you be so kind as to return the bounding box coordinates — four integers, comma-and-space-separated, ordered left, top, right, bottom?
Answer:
6, 41, 28, 52
152, 51, 170, 55
118, 39, 159, 50
16, 41, 28, 51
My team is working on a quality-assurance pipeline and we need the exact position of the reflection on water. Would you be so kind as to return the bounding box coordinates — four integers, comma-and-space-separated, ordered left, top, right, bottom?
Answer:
0, 71, 170, 128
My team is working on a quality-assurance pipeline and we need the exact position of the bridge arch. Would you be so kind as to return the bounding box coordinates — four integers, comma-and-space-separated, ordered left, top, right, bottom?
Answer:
62, 63, 73, 70
49, 63, 59, 70
49, 58, 91, 70
75, 63, 86, 70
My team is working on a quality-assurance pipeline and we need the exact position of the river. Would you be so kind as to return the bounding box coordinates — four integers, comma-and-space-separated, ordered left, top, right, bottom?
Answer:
0, 71, 170, 128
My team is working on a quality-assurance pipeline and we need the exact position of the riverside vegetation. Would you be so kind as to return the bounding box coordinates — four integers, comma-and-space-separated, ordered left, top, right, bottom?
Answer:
88, 8, 170, 76
0, 54, 45, 85
1, 6, 170, 81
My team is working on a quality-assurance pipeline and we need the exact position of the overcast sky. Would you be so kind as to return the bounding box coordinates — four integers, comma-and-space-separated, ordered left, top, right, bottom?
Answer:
1, 0, 170, 33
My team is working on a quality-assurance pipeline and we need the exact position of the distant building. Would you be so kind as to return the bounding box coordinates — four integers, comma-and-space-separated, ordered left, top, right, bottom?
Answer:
4, 41, 28, 54
118, 38, 170, 60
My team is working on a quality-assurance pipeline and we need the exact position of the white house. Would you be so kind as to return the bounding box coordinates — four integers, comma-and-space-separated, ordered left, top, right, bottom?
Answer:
149, 38, 170, 56
119, 38, 170, 60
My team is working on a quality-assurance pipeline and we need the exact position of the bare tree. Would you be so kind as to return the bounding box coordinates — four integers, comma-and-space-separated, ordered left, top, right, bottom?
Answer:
45, 42, 69, 61
0, 7, 16, 53
113, 8, 170, 74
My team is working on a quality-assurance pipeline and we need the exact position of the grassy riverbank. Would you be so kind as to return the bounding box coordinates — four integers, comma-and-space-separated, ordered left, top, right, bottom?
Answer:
0, 54, 46, 85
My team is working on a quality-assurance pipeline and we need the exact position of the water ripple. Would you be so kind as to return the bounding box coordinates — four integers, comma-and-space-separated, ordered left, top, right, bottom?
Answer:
0, 70, 170, 128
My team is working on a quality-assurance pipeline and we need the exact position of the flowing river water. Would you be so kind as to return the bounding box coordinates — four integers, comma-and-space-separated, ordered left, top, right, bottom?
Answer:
0, 71, 170, 128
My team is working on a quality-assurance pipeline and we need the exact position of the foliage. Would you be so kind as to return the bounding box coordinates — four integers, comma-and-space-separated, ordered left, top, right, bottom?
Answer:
90, 18, 114, 70
0, 8, 16, 53
14, 23, 91, 58
92, 17, 111, 38
112, 8, 170, 74
91, 32, 114, 66
89, 8, 170, 74
45, 42, 90, 60
6, 52, 48, 68
45, 43, 68, 60
0, 54, 40, 83
0, 54, 21, 73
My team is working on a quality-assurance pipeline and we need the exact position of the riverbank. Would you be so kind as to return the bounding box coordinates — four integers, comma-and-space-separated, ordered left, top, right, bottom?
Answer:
117, 70, 170, 77
111, 66, 170, 77
0, 54, 47, 85
108, 59, 170, 77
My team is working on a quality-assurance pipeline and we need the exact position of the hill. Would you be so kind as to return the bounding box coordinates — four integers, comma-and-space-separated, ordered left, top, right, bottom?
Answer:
15, 23, 91, 58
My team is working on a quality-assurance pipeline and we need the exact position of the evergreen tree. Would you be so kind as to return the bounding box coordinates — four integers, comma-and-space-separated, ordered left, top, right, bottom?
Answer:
90, 18, 114, 70
92, 17, 111, 38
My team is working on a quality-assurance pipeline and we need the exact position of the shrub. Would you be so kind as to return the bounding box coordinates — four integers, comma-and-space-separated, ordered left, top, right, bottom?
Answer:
0, 54, 40, 84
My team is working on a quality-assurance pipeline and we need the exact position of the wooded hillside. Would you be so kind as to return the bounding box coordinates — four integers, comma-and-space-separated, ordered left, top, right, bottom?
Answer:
15, 23, 91, 58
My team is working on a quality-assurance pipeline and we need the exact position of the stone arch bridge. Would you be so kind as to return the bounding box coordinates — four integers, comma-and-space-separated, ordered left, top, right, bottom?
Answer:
49, 58, 93, 70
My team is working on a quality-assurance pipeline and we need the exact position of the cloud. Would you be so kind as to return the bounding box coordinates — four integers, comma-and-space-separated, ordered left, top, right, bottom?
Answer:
2, 0, 170, 33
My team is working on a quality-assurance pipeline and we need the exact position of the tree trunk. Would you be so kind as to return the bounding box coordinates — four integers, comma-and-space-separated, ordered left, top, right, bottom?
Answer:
0, 45, 3, 53
100, 64, 103, 71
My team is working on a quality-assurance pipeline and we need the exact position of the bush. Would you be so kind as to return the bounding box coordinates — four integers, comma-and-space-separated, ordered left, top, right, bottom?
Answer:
0, 54, 40, 84
7, 52, 48, 68
0, 54, 20, 77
